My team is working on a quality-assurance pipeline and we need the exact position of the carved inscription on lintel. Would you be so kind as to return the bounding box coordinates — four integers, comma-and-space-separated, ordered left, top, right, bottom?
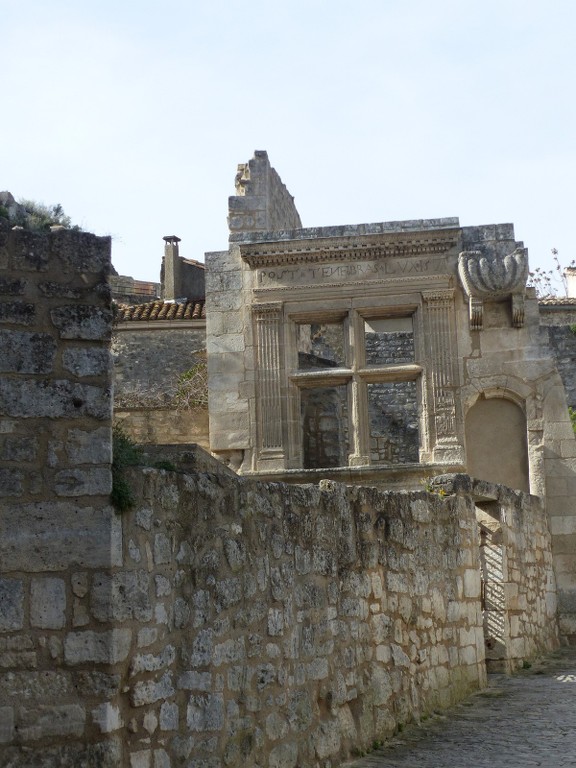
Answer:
256, 257, 445, 288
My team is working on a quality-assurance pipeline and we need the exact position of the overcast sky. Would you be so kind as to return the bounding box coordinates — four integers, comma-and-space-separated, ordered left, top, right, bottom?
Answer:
4, 0, 575, 291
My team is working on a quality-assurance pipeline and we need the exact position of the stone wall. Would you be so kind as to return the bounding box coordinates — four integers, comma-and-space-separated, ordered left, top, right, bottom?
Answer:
228, 150, 302, 235
114, 407, 209, 449
431, 475, 559, 672
543, 325, 576, 409
114, 469, 490, 767
0, 222, 122, 765
113, 327, 206, 402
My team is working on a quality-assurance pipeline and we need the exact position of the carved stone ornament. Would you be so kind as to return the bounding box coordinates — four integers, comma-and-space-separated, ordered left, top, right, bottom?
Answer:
457, 248, 529, 330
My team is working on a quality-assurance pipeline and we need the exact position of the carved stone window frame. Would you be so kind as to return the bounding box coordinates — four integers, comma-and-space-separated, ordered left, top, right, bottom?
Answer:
285, 301, 425, 469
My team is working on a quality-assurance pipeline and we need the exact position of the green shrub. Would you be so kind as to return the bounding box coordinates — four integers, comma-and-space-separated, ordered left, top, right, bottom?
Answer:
111, 425, 142, 511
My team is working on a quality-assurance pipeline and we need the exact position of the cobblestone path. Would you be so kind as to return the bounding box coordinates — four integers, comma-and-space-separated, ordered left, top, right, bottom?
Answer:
351, 648, 576, 768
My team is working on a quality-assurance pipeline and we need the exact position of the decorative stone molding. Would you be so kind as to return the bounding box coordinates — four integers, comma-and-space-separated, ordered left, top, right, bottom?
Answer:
241, 230, 460, 268
253, 303, 285, 458
422, 289, 461, 454
458, 248, 529, 330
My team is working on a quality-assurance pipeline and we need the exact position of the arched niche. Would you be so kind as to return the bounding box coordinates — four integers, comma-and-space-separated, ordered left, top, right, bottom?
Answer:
465, 395, 530, 492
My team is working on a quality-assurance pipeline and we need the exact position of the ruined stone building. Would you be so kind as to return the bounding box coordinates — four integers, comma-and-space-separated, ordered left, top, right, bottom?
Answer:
112, 236, 208, 447
206, 150, 576, 641
2, 157, 576, 766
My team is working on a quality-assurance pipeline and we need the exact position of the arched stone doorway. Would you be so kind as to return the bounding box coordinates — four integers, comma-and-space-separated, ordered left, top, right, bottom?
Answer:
465, 396, 530, 493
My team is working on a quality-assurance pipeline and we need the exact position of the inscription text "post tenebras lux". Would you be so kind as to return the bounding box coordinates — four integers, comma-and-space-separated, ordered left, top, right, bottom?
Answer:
257, 258, 438, 286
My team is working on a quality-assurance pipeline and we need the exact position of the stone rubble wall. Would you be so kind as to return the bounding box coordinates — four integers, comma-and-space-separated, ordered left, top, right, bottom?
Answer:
0, 222, 123, 765
0, 220, 562, 767
116, 469, 489, 768
503, 491, 559, 660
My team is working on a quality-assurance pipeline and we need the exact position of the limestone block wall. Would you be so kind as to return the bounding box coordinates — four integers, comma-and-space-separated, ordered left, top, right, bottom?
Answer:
228, 150, 302, 235
543, 325, 576, 409
114, 407, 209, 449
113, 327, 206, 401
205, 247, 253, 467
116, 469, 489, 767
0, 223, 122, 765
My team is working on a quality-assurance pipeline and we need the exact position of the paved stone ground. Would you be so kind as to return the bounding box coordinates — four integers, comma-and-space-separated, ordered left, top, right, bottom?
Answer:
350, 648, 576, 768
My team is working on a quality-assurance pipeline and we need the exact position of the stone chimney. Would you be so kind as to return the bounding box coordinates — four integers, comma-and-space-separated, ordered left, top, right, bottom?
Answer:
565, 267, 576, 299
162, 235, 181, 300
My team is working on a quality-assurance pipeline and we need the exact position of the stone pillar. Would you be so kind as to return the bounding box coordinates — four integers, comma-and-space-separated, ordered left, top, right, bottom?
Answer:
422, 289, 464, 463
254, 302, 285, 468
0, 223, 123, 765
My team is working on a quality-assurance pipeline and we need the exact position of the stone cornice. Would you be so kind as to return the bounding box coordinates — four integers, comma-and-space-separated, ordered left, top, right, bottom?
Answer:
240, 230, 460, 268
253, 273, 453, 295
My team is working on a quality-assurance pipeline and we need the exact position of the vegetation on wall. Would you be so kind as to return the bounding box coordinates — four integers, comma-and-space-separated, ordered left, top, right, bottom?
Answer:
0, 197, 81, 231
172, 362, 209, 410
569, 407, 576, 435
113, 361, 208, 411
111, 424, 142, 511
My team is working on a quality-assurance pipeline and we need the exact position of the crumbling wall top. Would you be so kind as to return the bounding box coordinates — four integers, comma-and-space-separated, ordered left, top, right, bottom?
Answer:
228, 150, 302, 237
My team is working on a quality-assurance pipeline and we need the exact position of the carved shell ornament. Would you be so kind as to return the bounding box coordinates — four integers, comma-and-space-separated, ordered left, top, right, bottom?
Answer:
458, 248, 529, 297
457, 248, 529, 330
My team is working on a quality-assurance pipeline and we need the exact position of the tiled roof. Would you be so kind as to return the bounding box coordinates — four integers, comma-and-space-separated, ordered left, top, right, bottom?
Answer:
115, 299, 206, 322
538, 297, 576, 306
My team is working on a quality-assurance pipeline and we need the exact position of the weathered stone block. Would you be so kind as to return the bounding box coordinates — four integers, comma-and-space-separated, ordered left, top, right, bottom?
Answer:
186, 693, 224, 731
0, 330, 56, 373
130, 645, 175, 676
314, 719, 341, 760
0, 468, 24, 496
64, 629, 132, 664
38, 281, 93, 299
17, 704, 85, 740
75, 671, 121, 698
65, 426, 111, 464
154, 748, 171, 768
130, 749, 152, 768
0, 277, 25, 295
0, 379, 111, 419
55, 467, 111, 496
51, 305, 112, 340
212, 638, 245, 667
91, 702, 123, 733
464, 569, 481, 598
0, 301, 35, 325
178, 671, 212, 691
50, 230, 111, 274
154, 533, 172, 564
160, 701, 179, 731
131, 672, 175, 707
0, 670, 69, 700
268, 607, 284, 636
30, 577, 66, 629
0, 435, 38, 462
0, 502, 121, 571
269, 742, 298, 768
91, 571, 152, 622
0, 579, 24, 630
0, 706, 14, 743
63, 347, 111, 377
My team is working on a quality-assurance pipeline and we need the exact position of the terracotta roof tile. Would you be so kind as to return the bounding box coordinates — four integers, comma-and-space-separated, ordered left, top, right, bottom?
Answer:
115, 299, 206, 322
538, 297, 576, 306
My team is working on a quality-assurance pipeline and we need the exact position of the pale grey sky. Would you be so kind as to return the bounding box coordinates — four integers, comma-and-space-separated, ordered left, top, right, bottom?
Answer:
3, 0, 575, 290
